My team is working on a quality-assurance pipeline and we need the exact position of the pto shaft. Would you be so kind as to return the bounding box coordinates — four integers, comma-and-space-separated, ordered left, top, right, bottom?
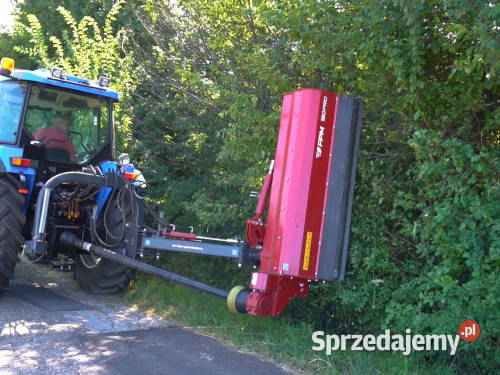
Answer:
60, 232, 229, 299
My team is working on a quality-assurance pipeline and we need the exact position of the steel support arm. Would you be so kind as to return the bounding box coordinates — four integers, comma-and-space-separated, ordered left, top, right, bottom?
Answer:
142, 236, 242, 259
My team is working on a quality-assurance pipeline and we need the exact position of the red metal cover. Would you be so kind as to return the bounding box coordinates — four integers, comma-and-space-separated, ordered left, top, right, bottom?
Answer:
259, 89, 338, 280
246, 89, 362, 315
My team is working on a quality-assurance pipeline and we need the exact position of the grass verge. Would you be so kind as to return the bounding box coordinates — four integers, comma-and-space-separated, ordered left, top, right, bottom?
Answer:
126, 275, 455, 375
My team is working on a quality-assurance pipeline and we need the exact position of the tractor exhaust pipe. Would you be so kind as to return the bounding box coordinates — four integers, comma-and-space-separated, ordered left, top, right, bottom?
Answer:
60, 232, 231, 300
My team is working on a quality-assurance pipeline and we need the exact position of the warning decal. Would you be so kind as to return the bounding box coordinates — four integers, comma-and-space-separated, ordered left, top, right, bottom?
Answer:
303, 231, 313, 271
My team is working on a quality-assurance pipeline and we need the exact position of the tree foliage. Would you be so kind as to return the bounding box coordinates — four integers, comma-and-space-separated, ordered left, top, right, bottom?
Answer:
129, 1, 500, 371
9, 0, 500, 371
14, 0, 136, 146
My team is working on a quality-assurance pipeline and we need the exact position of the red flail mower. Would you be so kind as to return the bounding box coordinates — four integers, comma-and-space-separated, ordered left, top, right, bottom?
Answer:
60, 88, 362, 317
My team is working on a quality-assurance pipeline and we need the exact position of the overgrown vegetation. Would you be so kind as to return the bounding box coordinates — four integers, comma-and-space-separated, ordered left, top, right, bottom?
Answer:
128, 275, 456, 375
4, 0, 499, 373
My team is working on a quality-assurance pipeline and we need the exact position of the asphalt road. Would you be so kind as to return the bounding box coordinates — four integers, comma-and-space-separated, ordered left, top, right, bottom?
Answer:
0, 257, 292, 375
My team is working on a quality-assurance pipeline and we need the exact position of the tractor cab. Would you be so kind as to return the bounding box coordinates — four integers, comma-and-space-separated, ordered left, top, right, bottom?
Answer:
0, 57, 118, 172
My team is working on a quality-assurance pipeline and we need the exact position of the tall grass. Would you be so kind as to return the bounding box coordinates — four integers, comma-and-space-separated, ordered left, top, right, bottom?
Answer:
127, 275, 454, 375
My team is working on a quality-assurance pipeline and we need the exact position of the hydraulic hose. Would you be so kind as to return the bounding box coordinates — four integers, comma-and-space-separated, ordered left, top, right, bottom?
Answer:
31, 172, 105, 248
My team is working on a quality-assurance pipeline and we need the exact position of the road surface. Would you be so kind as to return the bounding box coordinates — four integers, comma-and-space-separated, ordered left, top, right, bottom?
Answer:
0, 257, 292, 375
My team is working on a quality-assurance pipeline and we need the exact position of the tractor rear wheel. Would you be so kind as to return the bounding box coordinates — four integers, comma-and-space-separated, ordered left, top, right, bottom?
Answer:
0, 177, 25, 291
74, 190, 143, 294
74, 257, 134, 294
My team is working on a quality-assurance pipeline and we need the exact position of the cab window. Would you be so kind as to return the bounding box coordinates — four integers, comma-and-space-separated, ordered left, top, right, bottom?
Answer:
24, 85, 110, 163
0, 77, 27, 144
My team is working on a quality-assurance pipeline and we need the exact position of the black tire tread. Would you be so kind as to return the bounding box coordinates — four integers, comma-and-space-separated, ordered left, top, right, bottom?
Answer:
0, 177, 25, 290
74, 258, 133, 294
74, 196, 142, 295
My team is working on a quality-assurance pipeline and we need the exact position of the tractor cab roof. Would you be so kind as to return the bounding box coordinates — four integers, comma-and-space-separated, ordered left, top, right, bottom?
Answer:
10, 68, 119, 102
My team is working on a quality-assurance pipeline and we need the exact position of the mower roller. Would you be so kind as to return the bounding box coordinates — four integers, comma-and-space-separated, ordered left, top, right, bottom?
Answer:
0, 57, 362, 317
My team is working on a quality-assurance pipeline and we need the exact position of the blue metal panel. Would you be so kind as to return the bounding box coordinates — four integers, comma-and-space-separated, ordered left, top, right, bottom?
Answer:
0, 145, 37, 212
11, 69, 119, 102
143, 236, 241, 259
96, 160, 118, 214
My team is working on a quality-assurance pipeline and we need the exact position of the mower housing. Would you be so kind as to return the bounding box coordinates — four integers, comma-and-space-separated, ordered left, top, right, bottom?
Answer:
245, 89, 363, 316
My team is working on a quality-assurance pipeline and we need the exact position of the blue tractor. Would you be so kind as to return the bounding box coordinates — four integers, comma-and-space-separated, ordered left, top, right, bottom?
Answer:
0, 57, 145, 293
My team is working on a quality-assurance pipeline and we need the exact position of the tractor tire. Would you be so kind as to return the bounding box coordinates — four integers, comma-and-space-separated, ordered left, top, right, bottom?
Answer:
74, 191, 143, 295
74, 258, 134, 294
0, 177, 25, 291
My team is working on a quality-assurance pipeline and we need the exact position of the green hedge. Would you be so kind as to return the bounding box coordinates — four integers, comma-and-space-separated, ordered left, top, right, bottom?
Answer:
130, 1, 499, 371
14, 0, 499, 372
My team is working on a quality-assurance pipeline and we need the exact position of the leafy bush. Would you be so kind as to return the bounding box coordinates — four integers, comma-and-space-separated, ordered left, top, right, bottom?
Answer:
384, 130, 499, 369
12, 0, 499, 372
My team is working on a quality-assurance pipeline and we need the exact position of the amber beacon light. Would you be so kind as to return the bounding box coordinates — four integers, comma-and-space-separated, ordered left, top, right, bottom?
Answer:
0, 57, 15, 76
